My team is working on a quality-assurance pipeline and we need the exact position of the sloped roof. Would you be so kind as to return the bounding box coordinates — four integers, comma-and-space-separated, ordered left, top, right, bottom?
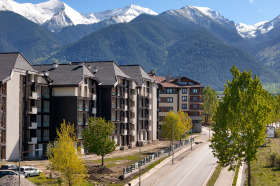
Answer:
34, 63, 95, 86
151, 75, 203, 88
0, 52, 36, 81
77, 61, 131, 86
119, 65, 154, 86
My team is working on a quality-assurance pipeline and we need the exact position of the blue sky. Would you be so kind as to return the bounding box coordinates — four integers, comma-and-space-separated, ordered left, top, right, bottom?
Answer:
16, 0, 280, 25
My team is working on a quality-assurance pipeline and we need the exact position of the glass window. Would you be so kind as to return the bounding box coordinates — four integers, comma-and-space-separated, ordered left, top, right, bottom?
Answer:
37, 129, 41, 142
158, 107, 162, 112
182, 96, 187, 101
78, 113, 83, 125
193, 97, 198, 101
43, 129, 49, 142
43, 115, 50, 127
158, 98, 161, 102
44, 101, 50, 113
193, 89, 198, 93
36, 115, 41, 127
193, 104, 198, 108
167, 98, 173, 103
167, 107, 173, 112
182, 104, 187, 109
182, 89, 187, 94
166, 89, 172, 94
179, 82, 187, 85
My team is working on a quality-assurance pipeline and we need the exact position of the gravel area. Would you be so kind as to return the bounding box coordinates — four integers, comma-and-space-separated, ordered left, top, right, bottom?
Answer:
0, 175, 35, 186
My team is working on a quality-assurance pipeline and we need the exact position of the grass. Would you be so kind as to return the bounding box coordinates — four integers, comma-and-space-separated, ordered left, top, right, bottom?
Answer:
206, 164, 222, 186
232, 163, 240, 186
245, 137, 280, 185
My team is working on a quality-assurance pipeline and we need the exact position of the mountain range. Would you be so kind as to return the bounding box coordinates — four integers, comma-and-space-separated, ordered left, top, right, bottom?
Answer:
1, 0, 280, 90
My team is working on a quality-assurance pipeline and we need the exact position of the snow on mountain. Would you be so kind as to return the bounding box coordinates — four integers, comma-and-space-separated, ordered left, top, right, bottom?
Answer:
162, 5, 236, 29
0, 0, 157, 32
236, 16, 280, 38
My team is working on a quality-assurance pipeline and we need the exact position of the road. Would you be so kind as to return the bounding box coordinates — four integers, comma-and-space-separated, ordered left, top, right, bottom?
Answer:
154, 136, 216, 186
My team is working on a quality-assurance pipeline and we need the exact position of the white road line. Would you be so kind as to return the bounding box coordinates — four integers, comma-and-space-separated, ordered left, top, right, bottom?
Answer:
178, 149, 211, 186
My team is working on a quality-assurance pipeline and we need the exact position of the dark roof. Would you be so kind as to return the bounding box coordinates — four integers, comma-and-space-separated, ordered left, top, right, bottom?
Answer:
151, 75, 203, 88
119, 65, 154, 86
74, 61, 131, 86
0, 52, 36, 81
34, 63, 96, 86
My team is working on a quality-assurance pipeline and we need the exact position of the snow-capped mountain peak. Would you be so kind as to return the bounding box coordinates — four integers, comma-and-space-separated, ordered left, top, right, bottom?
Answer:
0, 0, 157, 32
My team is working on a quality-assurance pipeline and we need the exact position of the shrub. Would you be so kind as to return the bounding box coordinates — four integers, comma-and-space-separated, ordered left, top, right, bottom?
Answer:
267, 153, 278, 167
275, 129, 280, 138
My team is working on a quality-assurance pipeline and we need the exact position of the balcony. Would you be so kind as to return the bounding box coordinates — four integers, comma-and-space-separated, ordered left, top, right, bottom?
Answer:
28, 122, 37, 129
189, 99, 204, 104
124, 117, 128, 123
28, 137, 37, 144
92, 108, 96, 114
92, 94, 97, 100
29, 92, 38, 99
149, 115, 152, 120
129, 94, 136, 101
189, 92, 203, 95
124, 92, 128, 99
28, 107, 37, 114
129, 130, 136, 136
189, 107, 203, 111
129, 118, 136, 124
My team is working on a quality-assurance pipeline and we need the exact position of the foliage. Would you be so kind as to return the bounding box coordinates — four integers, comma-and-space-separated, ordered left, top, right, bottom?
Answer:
47, 120, 87, 186
82, 117, 116, 167
210, 66, 273, 186
203, 86, 219, 122
161, 110, 191, 140
267, 153, 278, 167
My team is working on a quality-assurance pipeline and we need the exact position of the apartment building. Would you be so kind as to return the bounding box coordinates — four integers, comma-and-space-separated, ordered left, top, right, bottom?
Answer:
119, 65, 158, 144
34, 63, 99, 154
0, 52, 50, 160
75, 61, 138, 149
151, 74, 204, 134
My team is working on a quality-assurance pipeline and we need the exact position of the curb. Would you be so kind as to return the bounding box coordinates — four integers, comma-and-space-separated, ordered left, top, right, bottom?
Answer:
236, 162, 245, 186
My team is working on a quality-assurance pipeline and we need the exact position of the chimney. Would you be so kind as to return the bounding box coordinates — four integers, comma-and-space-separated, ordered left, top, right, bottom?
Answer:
93, 67, 98, 73
150, 70, 155, 76
53, 62, 58, 69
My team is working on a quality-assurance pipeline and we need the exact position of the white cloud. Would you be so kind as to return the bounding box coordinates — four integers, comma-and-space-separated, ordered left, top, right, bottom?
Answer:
249, 0, 255, 4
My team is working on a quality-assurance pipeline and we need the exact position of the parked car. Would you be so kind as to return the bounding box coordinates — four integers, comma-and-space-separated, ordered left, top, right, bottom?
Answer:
0, 164, 19, 171
0, 170, 20, 178
19, 166, 42, 178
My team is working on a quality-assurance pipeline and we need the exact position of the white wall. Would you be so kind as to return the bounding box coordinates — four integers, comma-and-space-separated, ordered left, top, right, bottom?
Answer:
53, 87, 77, 96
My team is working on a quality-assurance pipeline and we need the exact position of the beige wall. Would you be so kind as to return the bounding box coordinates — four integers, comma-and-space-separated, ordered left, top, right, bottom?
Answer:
53, 87, 77, 96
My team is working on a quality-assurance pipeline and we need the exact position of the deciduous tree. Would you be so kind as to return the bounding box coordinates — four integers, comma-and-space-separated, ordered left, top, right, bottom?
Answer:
203, 86, 219, 122
47, 120, 87, 186
210, 66, 272, 186
82, 117, 116, 167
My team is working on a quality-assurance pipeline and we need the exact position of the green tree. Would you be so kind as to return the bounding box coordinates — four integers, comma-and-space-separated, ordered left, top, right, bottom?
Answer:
82, 117, 116, 167
203, 86, 219, 123
47, 120, 87, 186
210, 66, 272, 186
161, 111, 185, 141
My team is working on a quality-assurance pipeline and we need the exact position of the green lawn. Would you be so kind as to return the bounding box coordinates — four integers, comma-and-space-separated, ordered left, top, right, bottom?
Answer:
246, 137, 280, 185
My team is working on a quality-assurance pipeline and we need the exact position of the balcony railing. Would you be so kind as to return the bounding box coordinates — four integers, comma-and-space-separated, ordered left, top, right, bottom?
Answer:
28, 137, 37, 144
29, 92, 38, 99
92, 108, 96, 114
28, 122, 37, 129
28, 107, 38, 114
189, 107, 203, 111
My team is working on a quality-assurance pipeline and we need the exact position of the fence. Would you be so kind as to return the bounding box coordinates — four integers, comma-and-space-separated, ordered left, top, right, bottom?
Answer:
123, 138, 194, 178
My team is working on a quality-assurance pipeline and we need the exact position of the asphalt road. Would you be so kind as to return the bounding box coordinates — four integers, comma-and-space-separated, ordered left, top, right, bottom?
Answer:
154, 141, 217, 186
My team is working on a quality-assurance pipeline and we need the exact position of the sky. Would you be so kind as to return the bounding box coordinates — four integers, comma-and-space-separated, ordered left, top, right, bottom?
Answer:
15, 0, 280, 25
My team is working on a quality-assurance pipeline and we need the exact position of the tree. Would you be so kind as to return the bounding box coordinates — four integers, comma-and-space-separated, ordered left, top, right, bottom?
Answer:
82, 117, 116, 167
177, 111, 192, 134
47, 120, 87, 186
210, 66, 272, 186
203, 86, 219, 123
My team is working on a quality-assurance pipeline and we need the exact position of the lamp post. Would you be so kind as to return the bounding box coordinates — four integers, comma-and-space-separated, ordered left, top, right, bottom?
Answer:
172, 121, 174, 165
139, 142, 141, 186
191, 125, 193, 150
19, 148, 42, 186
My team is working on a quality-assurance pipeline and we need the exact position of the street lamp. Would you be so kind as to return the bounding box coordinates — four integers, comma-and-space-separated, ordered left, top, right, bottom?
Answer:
191, 125, 193, 150
19, 148, 42, 186
139, 141, 141, 186
172, 121, 174, 165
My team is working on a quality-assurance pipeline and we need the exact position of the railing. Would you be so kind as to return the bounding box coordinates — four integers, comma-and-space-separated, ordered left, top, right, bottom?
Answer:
123, 138, 194, 178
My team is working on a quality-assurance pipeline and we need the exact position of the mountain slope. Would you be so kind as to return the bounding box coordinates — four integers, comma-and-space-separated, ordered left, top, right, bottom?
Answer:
45, 14, 280, 90
0, 11, 64, 62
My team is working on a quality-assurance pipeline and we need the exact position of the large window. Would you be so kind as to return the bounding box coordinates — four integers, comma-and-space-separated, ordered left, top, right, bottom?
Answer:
158, 98, 161, 102
193, 104, 198, 108
43, 101, 50, 113
193, 97, 198, 101
182, 89, 187, 94
167, 107, 173, 112
182, 96, 187, 101
43, 129, 49, 142
179, 82, 187, 85
36, 115, 41, 127
167, 97, 173, 103
182, 104, 187, 109
43, 115, 50, 127
166, 89, 173, 94
193, 89, 198, 93
37, 129, 41, 142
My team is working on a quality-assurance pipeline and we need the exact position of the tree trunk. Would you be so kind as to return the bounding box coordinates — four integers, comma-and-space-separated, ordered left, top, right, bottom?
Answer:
102, 155, 104, 167
247, 161, 251, 186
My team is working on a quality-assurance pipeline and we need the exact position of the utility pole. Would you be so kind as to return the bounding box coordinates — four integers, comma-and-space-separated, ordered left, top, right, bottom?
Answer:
139, 142, 141, 186
191, 125, 193, 150
172, 121, 174, 165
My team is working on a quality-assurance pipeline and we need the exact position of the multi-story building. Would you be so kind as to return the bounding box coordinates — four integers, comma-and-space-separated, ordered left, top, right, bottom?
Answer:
150, 74, 204, 134
0, 52, 50, 160
119, 65, 158, 143
34, 63, 99, 154
75, 61, 138, 149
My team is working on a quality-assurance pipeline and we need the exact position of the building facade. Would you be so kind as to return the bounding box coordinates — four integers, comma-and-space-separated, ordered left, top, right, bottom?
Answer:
150, 74, 204, 134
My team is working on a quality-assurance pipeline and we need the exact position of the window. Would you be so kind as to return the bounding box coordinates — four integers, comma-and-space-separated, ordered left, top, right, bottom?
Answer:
182, 89, 187, 94
78, 113, 83, 125
36, 115, 41, 127
36, 100, 41, 112
84, 78, 88, 84
182, 104, 187, 109
43, 115, 50, 127
85, 101, 89, 111
43, 101, 50, 113
167, 97, 173, 103
43, 129, 49, 142
37, 129, 41, 142
166, 89, 173, 94
179, 82, 187, 85
182, 96, 187, 101
167, 107, 173, 112
189, 82, 194, 85
158, 107, 162, 112
193, 104, 198, 108
193, 89, 198, 93
78, 99, 83, 111
42, 87, 50, 98
1, 113, 6, 128
158, 98, 161, 102
193, 112, 197, 116
193, 97, 198, 101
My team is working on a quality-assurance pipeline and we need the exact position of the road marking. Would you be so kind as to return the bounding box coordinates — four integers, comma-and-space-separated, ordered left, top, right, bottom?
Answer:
178, 149, 211, 186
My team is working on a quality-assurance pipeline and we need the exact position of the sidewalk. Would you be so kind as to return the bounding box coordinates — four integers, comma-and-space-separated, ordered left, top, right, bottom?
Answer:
214, 166, 235, 186
127, 142, 199, 186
